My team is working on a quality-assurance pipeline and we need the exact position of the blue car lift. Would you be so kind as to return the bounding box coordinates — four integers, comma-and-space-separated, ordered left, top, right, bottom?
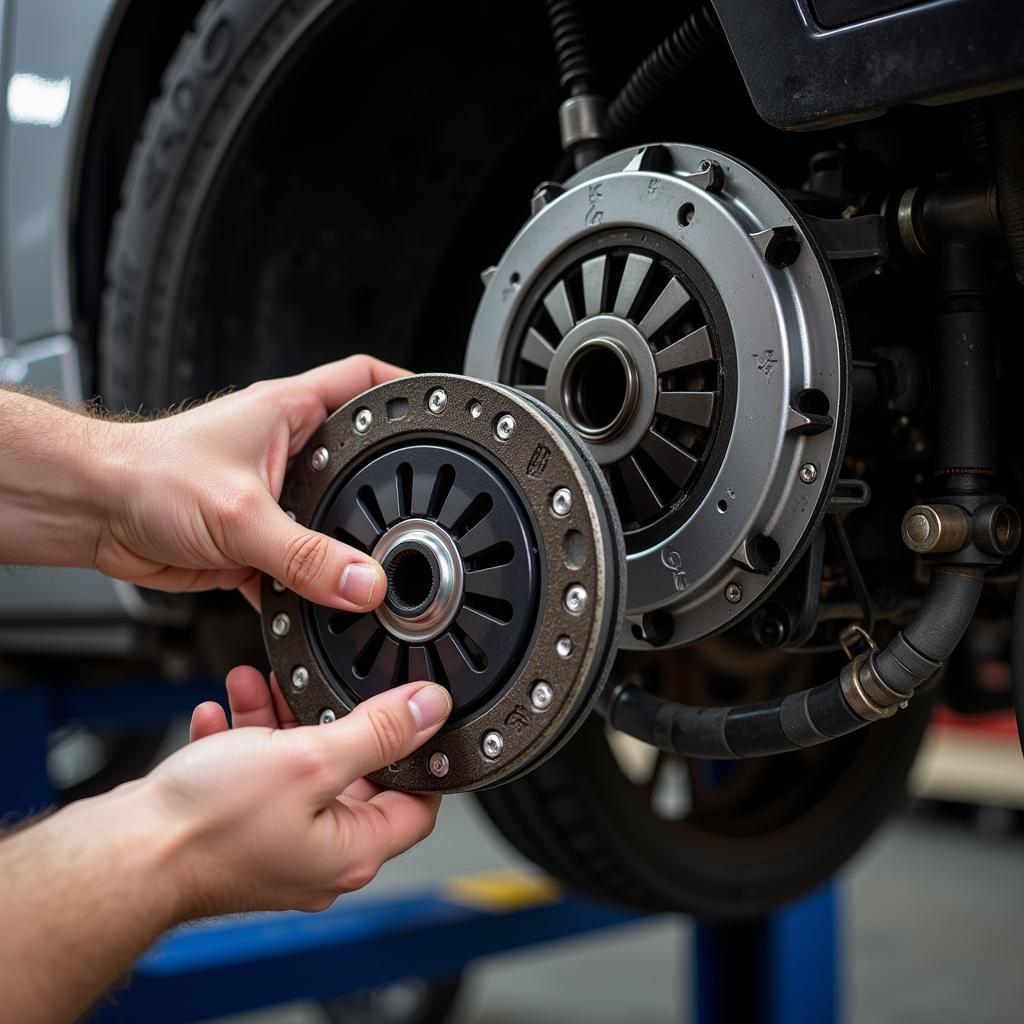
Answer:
0, 676, 839, 1023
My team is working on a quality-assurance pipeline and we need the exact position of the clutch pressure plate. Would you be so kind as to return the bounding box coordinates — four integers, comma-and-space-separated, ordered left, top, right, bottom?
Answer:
261, 374, 625, 792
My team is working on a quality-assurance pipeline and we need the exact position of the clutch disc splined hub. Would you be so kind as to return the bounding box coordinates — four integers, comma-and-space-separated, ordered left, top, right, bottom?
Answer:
261, 374, 626, 793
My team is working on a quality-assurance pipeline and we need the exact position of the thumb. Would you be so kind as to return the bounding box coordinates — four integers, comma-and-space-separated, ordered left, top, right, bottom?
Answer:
239, 491, 385, 610
305, 682, 453, 793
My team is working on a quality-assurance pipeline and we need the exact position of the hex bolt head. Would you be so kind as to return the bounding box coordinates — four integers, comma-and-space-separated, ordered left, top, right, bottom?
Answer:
427, 389, 448, 414
428, 752, 450, 778
353, 408, 373, 434
468, 401, 483, 419
271, 613, 291, 637
799, 463, 818, 484
551, 487, 573, 517
311, 446, 330, 471
531, 681, 554, 710
564, 584, 588, 614
291, 666, 309, 691
319, 709, 337, 725
556, 635, 573, 658
495, 414, 516, 442
725, 583, 743, 604
482, 731, 504, 759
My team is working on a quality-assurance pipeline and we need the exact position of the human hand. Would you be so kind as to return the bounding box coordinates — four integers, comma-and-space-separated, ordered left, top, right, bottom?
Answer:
94, 355, 408, 610
143, 668, 451, 918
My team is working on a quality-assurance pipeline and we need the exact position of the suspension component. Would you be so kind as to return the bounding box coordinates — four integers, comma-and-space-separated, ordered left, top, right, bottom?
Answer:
261, 374, 625, 793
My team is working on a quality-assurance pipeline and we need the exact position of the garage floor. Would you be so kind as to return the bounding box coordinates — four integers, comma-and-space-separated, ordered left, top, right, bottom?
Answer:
201, 796, 1024, 1024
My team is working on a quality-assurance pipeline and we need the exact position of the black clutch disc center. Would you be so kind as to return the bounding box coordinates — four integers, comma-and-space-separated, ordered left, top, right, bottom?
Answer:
309, 443, 539, 723
261, 374, 626, 793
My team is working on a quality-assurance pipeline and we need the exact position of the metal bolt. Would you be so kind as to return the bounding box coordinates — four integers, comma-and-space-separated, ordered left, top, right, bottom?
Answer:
531, 681, 554, 710
725, 583, 743, 604
482, 731, 504, 759
271, 613, 291, 637
311, 446, 330, 471
427, 389, 448, 414
901, 504, 969, 555
319, 708, 337, 725
799, 463, 818, 484
272, 579, 286, 593
564, 584, 588, 614
469, 401, 483, 419
495, 414, 517, 441
428, 752, 450, 777
354, 408, 373, 434
551, 487, 573, 517
291, 666, 309, 691
556, 635, 573, 658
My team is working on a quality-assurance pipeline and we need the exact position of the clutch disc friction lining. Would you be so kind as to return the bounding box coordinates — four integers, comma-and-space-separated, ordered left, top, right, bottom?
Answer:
261, 373, 626, 793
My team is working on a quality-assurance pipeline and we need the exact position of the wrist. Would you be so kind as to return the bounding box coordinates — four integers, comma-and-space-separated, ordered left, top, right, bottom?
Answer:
52, 779, 196, 930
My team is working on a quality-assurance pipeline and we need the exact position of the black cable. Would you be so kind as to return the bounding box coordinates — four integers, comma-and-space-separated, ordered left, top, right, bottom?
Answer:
607, 3, 724, 139
544, 0, 599, 97
992, 93, 1024, 285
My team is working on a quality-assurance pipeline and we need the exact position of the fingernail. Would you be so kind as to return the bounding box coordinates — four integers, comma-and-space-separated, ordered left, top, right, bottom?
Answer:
340, 563, 380, 606
408, 684, 452, 731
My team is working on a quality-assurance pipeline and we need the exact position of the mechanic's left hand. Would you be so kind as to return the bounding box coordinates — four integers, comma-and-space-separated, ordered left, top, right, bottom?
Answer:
95, 355, 407, 610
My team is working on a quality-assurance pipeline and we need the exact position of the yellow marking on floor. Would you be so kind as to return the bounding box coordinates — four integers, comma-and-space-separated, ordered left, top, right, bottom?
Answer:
443, 869, 562, 911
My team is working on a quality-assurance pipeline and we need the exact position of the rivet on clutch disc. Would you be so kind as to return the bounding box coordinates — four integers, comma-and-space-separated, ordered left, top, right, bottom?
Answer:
427, 389, 448, 414
271, 613, 291, 637
319, 709, 337, 725
429, 752, 450, 777
353, 408, 373, 434
291, 666, 309, 691
311, 446, 330, 471
564, 584, 588, 614
482, 731, 505, 758
551, 487, 573, 517
531, 682, 554, 710
556, 635, 573, 657
495, 414, 516, 441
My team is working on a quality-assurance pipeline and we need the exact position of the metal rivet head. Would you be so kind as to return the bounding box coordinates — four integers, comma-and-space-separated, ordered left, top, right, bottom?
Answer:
564, 584, 588, 614
428, 752, 450, 777
551, 487, 573, 517
427, 389, 448, 414
291, 666, 309, 691
799, 463, 818, 484
285, 510, 297, 521
556, 635, 573, 658
482, 731, 504, 759
531, 681, 554, 710
311, 446, 330, 471
319, 709, 337, 725
725, 583, 743, 604
272, 579, 286, 593
469, 400, 483, 419
271, 613, 291, 637
495, 415, 516, 441
353, 408, 373, 434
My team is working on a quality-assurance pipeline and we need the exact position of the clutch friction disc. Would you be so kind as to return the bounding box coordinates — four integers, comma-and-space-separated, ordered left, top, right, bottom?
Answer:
261, 373, 626, 793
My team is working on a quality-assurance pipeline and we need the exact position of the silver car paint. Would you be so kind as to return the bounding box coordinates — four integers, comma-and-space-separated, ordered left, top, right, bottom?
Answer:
1, 0, 149, 650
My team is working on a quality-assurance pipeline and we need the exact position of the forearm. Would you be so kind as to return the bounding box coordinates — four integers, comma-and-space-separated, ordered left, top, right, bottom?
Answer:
0, 782, 188, 1024
0, 390, 128, 567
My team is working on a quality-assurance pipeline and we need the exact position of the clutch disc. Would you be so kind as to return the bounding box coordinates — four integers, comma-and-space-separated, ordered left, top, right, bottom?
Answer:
261, 373, 626, 792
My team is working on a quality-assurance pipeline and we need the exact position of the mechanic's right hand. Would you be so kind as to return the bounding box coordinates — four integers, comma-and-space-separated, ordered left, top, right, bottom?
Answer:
146, 670, 451, 918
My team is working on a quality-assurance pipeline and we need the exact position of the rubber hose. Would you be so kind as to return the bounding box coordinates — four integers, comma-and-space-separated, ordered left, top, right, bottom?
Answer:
607, 3, 723, 138
992, 94, 1024, 284
1013, 571, 1024, 757
602, 565, 983, 759
544, 0, 598, 96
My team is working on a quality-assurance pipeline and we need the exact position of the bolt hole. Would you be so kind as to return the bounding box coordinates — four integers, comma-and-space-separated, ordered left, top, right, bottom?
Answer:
563, 530, 586, 571
796, 388, 830, 418
677, 202, 695, 227
717, 500, 728, 513
510, 272, 521, 285
751, 534, 781, 571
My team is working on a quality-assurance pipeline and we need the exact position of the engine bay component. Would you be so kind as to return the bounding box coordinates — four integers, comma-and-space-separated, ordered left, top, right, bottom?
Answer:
260, 374, 625, 793
465, 142, 850, 650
